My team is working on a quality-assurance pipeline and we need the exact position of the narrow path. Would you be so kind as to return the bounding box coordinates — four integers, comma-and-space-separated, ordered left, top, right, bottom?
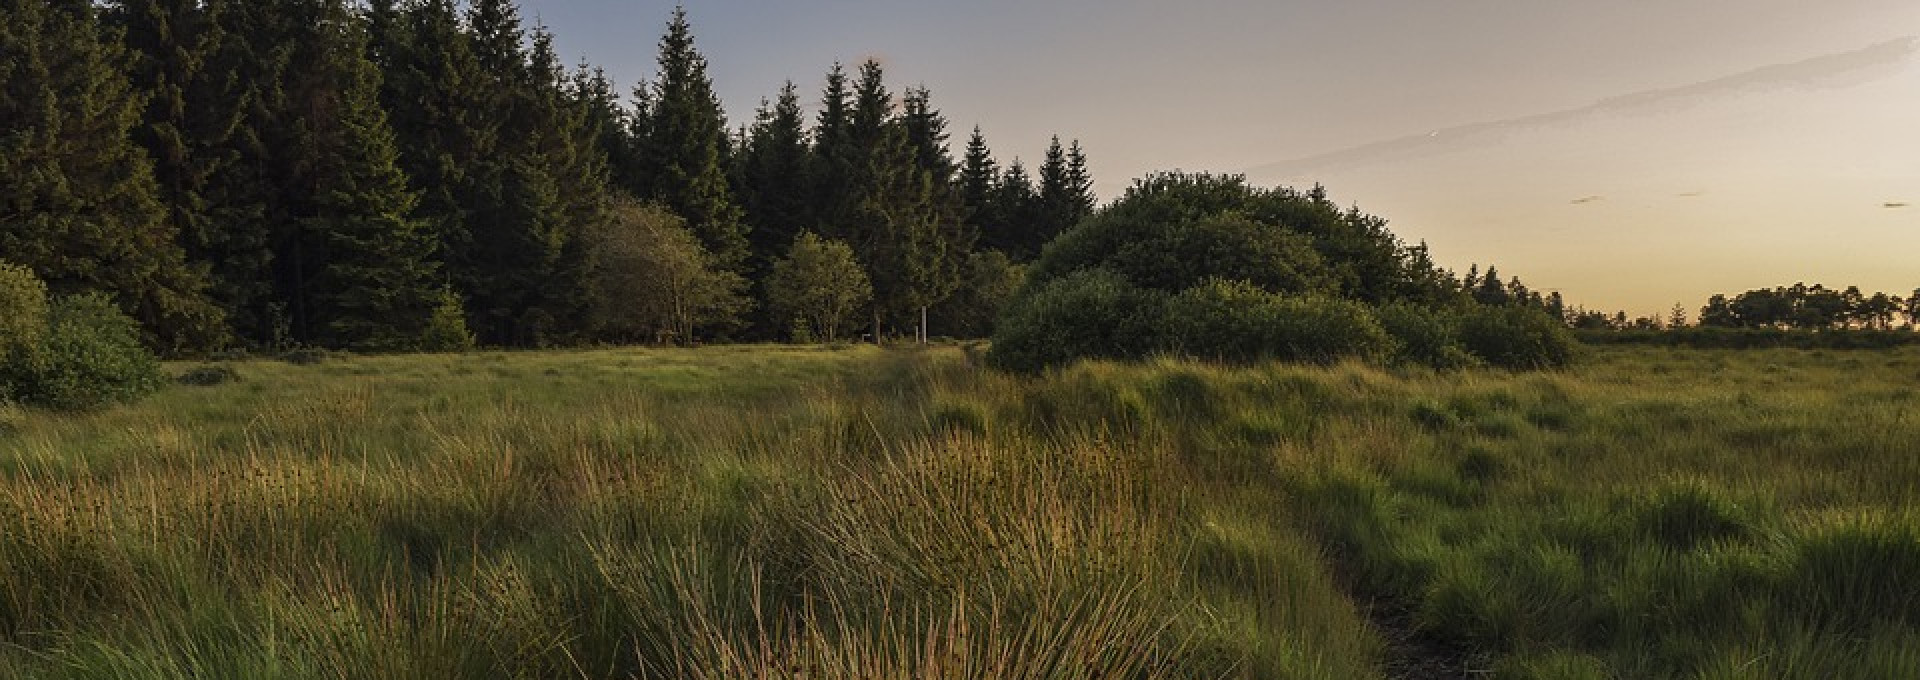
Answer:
1358, 595, 1485, 679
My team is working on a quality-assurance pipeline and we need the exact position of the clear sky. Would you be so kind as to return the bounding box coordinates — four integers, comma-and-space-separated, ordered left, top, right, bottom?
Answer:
520, 0, 1920, 316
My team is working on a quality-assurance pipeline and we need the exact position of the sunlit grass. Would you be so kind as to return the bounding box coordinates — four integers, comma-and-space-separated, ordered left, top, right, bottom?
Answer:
1, 344, 1917, 678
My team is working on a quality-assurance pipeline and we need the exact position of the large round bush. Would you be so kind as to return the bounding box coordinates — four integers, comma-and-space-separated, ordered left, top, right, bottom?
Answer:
1165, 279, 1393, 365
986, 270, 1170, 373
1375, 302, 1480, 370
6, 293, 166, 410
990, 172, 1571, 373
1458, 305, 1578, 369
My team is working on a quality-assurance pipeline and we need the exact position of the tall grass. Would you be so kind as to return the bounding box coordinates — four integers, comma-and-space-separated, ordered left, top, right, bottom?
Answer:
1, 344, 1917, 678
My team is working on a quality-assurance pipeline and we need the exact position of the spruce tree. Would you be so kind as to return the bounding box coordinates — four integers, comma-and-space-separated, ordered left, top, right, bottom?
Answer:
830, 61, 966, 342
958, 126, 999, 233
739, 82, 813, 272
300, 0, 445, 350
992, 159, 1040, 260
0, 0, 225, 353
366, 0, 492, 295
1034, 135, 1094, 255
901, 87, 957, 186
809, 62, 857, 239
525, 26, 610, 344
644, 6, 748, 272
196, 0, 295, 346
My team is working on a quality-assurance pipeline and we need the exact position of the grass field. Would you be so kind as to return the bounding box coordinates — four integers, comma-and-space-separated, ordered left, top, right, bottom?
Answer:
2, 344, 1918, 678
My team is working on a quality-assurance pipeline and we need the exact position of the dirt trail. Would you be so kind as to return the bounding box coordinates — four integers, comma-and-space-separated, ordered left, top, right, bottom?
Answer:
1359, 597, 1486, 680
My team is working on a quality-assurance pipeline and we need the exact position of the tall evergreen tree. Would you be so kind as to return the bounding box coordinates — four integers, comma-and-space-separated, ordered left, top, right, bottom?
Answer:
901, 86, 957, 186
831, 61, 965, 341
365, 0, 491, 294
0, 0, 225, 353
958, 125, 999, 231
1033, 135, 1094, 254
109, 0, 266, 345
809, 62, 856, 238
304, 1, 444, 350
643, 6, 748, 272
991, 159, 1040, 260
739, 82, 812, 272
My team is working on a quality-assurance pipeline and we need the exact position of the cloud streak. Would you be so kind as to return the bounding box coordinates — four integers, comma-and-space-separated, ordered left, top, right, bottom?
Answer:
1250, 37, 1919, 179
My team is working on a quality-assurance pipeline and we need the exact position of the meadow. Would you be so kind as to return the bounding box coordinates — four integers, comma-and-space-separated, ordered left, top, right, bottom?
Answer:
1, 343, 1917, 679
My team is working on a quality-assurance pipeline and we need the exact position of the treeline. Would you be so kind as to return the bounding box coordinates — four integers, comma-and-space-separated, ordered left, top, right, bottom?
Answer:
0, 0, 1095, 355
1699, 284, 1920, 330
1573, 283, 1920, 350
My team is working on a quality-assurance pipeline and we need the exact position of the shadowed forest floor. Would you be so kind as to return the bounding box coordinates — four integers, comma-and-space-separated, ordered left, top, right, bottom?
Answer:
2, 344, 1918, 678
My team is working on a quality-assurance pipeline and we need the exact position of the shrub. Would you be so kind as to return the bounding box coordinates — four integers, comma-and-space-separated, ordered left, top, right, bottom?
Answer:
1031, 194, 1337, 297
6, 293, 165, 411
1159, 279, 1394, 365
0, 263, 50, 402
1458, 305, 1578, 369
1376, 302, 1479, 369
419, 290, 477, 352
987, 270, 1170, 373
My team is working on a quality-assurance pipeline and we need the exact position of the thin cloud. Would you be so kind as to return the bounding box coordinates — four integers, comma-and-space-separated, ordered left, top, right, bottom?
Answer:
1571, 195, 1604, 205
1677, 191, 1706, 198
1250, 37, 1919, 178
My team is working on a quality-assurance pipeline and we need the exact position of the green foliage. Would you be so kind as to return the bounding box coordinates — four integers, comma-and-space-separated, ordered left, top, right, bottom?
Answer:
1458, 305, 1578, 369
1376, 302, 1480, 369
929, 249, 1025, 339
766, 232, 873, 343
738, 82, 813, 273
987, 270, 1171, 373
996, 173, 1517, 372
641, 7, 749, 272
0, 264, 50, 373
1034, 203, 1336, 298
588, 197, 751, 344
1164, 279, 1394, 365
4, 293, 164, 411
0, 0, 225, 354
419, 290, 477, 352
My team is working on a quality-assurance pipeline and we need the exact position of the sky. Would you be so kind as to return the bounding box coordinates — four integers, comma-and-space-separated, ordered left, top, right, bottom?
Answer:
519, 0, 1920, 316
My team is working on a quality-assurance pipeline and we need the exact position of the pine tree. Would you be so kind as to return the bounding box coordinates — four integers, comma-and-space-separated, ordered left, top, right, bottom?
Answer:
644, 6, 748, 272
992, 159, 1040, 260
1033, 135, 1093, 255
739, 82, 812, 272
901, 87, 956, 186
1474, 265, 1510, 305
809, 62, 856, 238
195, 0, 296, 346
829, 61, 966, 342
299, 0, 445, 350
365, 0, 491, 298
958, 126, 998, 232
0, 0, 225, 353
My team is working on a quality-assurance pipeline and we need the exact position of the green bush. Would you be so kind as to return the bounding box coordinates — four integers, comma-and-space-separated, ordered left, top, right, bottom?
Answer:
0, 263, 50, 402
1459, 305, 1578, 369
986, 269, 1170, 373
1376, 302, 1480, 369
419, 290, 477, 352
1163, 280, 1393, 365
6, 293, 166, 411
